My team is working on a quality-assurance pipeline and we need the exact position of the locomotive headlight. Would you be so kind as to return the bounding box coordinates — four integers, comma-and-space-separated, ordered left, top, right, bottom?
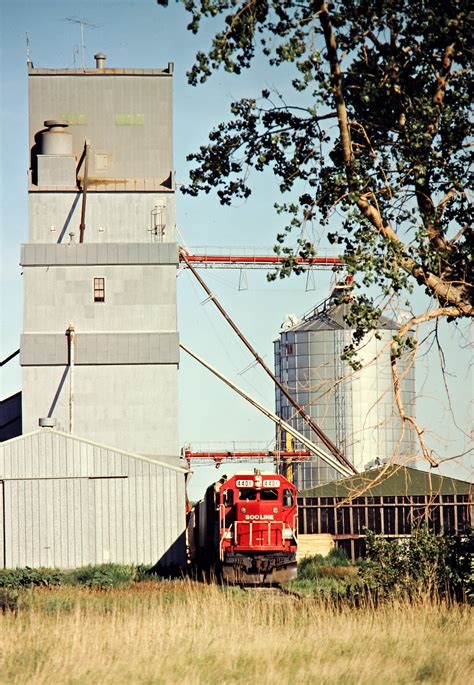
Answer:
241, 507, 247, 513
273, 507, 278, 513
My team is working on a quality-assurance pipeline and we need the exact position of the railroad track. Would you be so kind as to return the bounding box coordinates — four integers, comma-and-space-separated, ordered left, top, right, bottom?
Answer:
241, 585, 304, 600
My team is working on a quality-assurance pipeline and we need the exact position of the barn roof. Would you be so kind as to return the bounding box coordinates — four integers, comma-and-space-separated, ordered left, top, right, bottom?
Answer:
0, 428, 188, 475
300, 465, 473, 498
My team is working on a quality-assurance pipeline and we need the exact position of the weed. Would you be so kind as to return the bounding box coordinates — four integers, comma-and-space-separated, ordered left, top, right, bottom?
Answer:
0, 588, 20, 614
0, 583, 472, 684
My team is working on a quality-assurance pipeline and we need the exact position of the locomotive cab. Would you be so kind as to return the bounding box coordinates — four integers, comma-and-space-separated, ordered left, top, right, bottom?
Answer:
188, 470, 298, 584
218, 471, 298, 584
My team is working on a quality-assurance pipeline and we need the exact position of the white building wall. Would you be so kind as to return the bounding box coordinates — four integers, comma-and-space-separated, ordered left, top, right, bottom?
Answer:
28, 70, 173, 186
0, 430, 186, 569
29, 192, 176, 244
21, 62, 180, 460
23, 264, 177, 333
21, 365, 179, 456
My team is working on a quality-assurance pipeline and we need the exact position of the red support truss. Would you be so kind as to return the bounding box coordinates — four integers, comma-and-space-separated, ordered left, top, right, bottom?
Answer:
183, 449, 311, 467
180, 254, 341, 265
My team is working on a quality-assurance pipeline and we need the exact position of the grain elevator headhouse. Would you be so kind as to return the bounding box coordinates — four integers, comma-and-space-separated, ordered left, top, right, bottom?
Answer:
21, 55, 179, 459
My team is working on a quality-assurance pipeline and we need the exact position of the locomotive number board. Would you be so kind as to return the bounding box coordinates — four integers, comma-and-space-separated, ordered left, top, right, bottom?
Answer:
235, 479, 280, 488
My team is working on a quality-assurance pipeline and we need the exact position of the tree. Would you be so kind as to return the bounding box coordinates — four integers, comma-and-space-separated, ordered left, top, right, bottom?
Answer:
158, 0, 473, 462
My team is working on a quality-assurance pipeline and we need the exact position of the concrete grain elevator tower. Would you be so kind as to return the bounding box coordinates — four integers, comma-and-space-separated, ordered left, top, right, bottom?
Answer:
21, 55, 179, 459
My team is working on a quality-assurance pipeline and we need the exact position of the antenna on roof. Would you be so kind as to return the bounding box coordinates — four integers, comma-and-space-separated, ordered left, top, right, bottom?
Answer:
26, 32, 32, 66
64, 17, 98, 68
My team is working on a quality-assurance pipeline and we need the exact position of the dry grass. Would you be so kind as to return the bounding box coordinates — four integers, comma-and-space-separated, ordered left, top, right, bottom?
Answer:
1, 580, 473, 684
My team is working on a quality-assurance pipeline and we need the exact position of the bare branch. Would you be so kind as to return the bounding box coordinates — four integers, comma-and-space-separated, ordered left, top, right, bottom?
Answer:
389, 306, 469, 466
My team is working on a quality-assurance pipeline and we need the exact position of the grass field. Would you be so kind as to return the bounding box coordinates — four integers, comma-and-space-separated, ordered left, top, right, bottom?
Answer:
1, 580, 473, 685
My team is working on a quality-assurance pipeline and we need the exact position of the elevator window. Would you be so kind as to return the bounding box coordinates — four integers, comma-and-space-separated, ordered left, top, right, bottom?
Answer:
94, 277, 105, 302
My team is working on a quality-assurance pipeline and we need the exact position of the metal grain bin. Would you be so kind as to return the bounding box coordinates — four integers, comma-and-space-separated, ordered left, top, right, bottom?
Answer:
275, 291, 416, 488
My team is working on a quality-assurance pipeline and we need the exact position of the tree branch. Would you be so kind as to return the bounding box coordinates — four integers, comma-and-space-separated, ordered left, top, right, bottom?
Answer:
428, 43, 454, 137
389, 306, 465, 467
318, 3, 353, 167
414, 42, 455, 251
317, 5, 472, 318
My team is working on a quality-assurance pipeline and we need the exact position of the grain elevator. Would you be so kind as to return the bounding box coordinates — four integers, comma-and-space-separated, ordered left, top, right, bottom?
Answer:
21, 54, 179, 458
0, 55, 186, 570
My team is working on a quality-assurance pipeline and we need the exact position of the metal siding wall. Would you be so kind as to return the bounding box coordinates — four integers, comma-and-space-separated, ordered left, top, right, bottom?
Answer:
29, 74, 173, 183
21, 332, 180, 366
109, 477, 119, 563
135, 460, 145, 563
25, 73, 178, 478
276, 322, 417, 487
148, 468, 158, 564
0, 431, 186, 568
22, 364, 179, 455
22, 242, 179, 265
28, 194, 176, 245
167, 471, 177, 564
22, 265, 178, 333
156, 464, 166, 562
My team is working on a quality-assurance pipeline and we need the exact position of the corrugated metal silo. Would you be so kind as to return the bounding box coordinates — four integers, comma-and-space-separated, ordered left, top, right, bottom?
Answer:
275, 289, 416, 489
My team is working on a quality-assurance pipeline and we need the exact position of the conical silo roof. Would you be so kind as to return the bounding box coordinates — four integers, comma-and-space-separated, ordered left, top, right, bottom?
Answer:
289, 301, 399, 333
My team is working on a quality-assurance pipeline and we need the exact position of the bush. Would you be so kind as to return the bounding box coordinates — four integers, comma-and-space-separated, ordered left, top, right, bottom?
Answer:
0, 564, 181, 591
298, 547, 351, 580
360, 527, 473, 601
0, 568, 62, 588
64, 564, 139, 590
0, 565, 146, 591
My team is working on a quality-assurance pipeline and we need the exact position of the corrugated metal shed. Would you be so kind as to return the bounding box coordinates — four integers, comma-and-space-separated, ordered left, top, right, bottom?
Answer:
0, 429, 187, 569
300, 465, 473, 498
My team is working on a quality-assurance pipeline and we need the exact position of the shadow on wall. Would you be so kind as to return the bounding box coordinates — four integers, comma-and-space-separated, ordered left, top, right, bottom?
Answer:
148, 531, 187, 576
57, 192, 82, 243
0, 392, 22, 442
30, 128, 48, 186
47, 365, 69, 418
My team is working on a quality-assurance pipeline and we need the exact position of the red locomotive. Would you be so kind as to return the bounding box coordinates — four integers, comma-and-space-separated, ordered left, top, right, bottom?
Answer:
188, 470, 298, 584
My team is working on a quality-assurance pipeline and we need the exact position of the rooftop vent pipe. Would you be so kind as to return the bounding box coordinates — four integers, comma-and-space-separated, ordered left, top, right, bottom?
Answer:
39, 417, 56, 428
94, 52, 106, 69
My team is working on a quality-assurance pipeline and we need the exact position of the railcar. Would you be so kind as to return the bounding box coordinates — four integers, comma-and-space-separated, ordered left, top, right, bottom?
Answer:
188, 470, 298, 584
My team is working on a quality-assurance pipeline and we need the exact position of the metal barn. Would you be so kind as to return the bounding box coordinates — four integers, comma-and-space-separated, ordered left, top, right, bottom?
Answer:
298, 465, 473, 561
0, 428, 187, 569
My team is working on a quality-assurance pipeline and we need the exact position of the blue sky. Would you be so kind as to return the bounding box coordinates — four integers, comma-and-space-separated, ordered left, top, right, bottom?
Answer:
1, 0, 472, 496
